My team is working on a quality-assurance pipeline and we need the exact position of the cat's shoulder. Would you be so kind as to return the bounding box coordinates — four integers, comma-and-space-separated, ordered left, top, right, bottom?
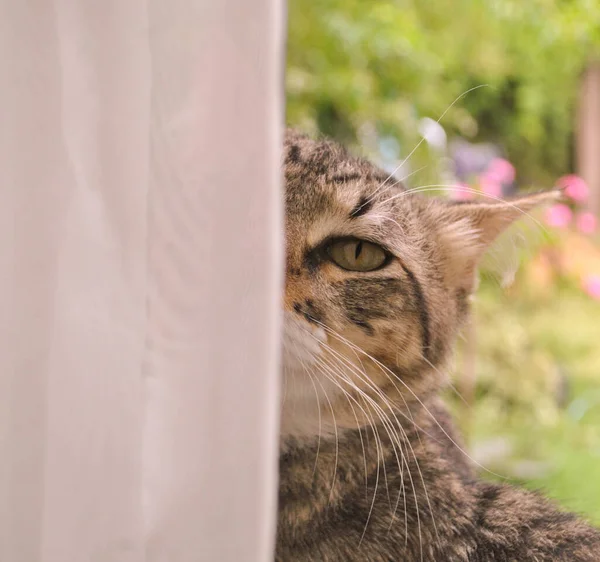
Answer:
469, 481, 600, 561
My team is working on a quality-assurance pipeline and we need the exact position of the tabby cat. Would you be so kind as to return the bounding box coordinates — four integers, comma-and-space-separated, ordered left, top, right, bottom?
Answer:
277, 129, 600, 561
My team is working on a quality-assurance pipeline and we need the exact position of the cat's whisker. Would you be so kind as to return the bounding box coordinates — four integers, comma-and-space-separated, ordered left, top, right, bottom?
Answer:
364, 439, 381, 548
310, 323, 455, 550
314, 319, 508, 481
310, 322, 428, 439
360, 85, 490, 209
307, 331, 419, 549
293, 352, 340, 505
393, 165, 428, 187
316, 354, 399, 515
363, 165, 428, 206
309, 329, 416, 459
313, 374, 340, 506
360, 161, 427, 210
307, 372, 323, 476
446, 379, 471, 409
323, 344, 433, 549
313, 355, 371, 498
310, 345, 409, 523
377, 184, 552, 239
313, 324, 450, 491
313, 334, 409, 455
368, 214, 406, 235
316, 364, 389, 532
310, 356, 387, 539
282, 365, 289, 405
415, 350, 471, 409
291, 354, 298, 415
293, 345, 324, 476
311, 316, 514, 557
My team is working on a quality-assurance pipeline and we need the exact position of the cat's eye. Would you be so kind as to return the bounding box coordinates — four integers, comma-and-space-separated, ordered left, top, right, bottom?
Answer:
326, 238, 388, 272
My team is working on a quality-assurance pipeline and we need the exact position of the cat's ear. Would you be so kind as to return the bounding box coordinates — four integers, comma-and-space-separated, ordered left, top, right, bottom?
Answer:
439, 190, 560, 293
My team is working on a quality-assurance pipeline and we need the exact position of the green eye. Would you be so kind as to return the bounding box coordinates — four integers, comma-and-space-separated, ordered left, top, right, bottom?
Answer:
326, 239, 388, 272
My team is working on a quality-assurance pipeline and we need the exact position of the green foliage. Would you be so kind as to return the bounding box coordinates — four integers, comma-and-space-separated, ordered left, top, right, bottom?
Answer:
450, 278, 600, 524
287, 0, 600, 184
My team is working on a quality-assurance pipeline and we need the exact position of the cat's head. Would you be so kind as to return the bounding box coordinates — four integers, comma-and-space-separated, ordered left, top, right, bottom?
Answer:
281, 129, 555, 441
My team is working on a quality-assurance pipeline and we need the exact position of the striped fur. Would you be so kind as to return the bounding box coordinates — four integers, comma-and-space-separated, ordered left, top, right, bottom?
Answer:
277, 129, 600, 561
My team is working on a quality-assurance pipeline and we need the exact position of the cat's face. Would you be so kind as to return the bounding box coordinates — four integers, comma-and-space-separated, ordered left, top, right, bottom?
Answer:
281, 129, 554, 441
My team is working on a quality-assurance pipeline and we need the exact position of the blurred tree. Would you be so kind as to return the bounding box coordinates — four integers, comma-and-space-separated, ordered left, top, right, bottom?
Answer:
286, 0, 600, 186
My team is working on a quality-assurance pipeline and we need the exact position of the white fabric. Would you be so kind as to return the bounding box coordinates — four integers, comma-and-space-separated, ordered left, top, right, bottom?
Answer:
0, 1, 283, 560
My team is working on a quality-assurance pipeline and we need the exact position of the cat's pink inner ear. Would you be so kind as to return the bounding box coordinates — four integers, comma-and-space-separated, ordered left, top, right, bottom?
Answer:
440, 190, 561, 292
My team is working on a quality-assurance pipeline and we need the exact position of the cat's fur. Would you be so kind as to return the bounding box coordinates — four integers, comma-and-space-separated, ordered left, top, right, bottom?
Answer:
277, 129, 600, 561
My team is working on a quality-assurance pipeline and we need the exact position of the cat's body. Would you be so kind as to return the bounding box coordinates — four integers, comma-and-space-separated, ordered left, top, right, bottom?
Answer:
279, 399, 598, 561
277, 129, 600, 561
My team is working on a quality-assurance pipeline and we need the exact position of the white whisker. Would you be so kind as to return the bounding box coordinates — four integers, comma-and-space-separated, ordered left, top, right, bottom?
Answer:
294, 348, 323, 475
305, 330, 419, 550
313, 355, 371, 498
377, 184, 552, 239
314, 374, 339, 505
316, 328, 436, 555
359, 85, 490, 209
312, 318, 507, 481
310, 343, 408, 534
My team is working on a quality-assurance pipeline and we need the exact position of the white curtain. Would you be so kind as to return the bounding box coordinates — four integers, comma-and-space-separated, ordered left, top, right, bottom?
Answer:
0, 1, 283, 560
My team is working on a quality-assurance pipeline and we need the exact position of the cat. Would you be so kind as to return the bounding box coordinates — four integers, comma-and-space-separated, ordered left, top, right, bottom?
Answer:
277, 128, 600, 561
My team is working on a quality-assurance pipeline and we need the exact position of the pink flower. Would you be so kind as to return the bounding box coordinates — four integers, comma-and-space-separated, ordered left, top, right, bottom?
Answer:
557, 175, 589, 203
479, 174, 502, 198
486, 158, 516, 184
576, 211, 597, 235
451, 182, 474, 200
545, 203, 572, 229
582, 274, 600, 300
